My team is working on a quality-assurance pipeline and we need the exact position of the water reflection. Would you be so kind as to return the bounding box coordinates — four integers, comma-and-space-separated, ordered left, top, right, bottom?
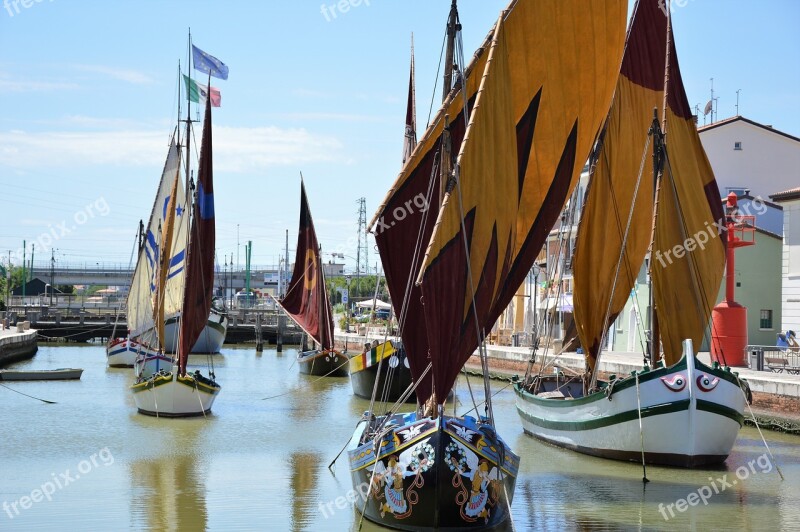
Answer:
289, 452, 321, 532
129, 418, 209, 531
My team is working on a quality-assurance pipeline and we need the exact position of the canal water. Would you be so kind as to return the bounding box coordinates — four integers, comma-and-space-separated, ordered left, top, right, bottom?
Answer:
1, 345, 798, 531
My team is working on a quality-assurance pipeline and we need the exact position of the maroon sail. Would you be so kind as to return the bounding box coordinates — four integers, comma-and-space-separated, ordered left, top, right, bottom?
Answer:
178, 97, 216, 374
280, 181, 334, 350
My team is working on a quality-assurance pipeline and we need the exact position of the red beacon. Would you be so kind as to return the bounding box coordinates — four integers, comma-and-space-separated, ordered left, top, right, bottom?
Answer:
710, 192, 755, 366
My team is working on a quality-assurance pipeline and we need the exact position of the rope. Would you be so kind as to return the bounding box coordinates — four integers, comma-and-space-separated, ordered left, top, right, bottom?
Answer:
634, 372, 649, 483
0, 382, 56, 403
259, 356, 348, 401
737, 376, 785, 481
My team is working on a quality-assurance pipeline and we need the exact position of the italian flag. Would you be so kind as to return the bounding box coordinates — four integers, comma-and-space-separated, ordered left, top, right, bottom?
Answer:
183, 75, 221, 107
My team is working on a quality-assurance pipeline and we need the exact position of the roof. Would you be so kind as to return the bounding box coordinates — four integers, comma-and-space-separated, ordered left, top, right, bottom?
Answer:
770, 187, 800, 203
698, 115, 800, 144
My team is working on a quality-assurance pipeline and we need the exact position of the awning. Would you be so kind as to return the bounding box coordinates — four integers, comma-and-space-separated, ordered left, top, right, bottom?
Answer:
539, 293, 573, 312
355, 298, 392, 310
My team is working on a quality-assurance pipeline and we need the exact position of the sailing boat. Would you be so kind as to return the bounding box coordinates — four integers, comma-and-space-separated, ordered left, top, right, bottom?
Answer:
346, 0, 626, 528
130, 92, 221, 417
348, 38, 416, 403
278, 180, 347, 377
514, 0, 749, 467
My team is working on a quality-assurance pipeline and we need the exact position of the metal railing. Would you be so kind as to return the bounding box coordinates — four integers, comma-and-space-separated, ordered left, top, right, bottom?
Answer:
745, 345, 800, 374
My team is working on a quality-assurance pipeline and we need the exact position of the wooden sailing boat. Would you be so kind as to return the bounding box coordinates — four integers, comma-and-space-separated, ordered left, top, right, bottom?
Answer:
346, 0, 626, 528
279, 180, 347, 377
514, 0, 750, 467
348, 38, 416, 403
130, 93, 221, 417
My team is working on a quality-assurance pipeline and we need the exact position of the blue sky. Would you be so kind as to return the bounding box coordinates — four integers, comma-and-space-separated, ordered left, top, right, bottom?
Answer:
1, 0, 798, 273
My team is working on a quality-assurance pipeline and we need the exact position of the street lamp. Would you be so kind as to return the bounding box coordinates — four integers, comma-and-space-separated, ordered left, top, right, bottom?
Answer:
344, 274, 351, 333
45, 283, 51, 308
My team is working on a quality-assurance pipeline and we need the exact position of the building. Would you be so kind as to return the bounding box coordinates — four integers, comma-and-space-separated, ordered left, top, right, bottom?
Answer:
771, 187, 800, 333
698, 116, 800, 201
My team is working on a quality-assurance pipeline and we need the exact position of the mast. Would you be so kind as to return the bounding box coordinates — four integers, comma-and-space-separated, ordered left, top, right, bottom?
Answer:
439, 0, 459, 219
647, 109, 664, 367
442, 0, 459, 102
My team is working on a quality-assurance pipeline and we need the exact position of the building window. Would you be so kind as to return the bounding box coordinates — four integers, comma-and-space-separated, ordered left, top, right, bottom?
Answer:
734, 141, 742, 150
760, 309, 773, 330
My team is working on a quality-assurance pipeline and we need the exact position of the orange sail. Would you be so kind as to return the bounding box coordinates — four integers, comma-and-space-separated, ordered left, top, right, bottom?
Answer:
573, 0, 726, 371
399, 0, 626, 403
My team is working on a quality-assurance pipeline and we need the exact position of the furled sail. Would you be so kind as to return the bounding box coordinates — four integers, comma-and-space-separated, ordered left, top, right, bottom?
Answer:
651, 6, 725, 365
127, 135, 187, 348
376, 0, 627, 404
178, 97, 217, 373
279, 181, 335, 351
402, 37, 416, 165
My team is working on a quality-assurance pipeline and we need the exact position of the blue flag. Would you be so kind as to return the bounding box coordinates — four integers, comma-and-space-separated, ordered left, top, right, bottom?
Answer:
192, 44, 229, 80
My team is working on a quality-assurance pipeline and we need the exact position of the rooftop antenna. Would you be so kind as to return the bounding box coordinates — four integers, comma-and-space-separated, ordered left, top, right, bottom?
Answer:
709, 77, 714, 123
735, 89, 741, 116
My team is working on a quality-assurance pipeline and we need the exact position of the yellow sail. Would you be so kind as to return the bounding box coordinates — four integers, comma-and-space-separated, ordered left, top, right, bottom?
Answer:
653, 97, 725, 365
573, 0, 667, 373
417, 0, 627, 401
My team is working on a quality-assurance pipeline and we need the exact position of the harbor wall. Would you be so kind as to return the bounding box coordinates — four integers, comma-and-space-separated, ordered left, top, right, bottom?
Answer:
0, 329, 38, 367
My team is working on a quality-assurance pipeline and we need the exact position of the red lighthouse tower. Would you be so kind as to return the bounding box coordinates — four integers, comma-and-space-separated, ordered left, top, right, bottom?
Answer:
710, 192, 755, 366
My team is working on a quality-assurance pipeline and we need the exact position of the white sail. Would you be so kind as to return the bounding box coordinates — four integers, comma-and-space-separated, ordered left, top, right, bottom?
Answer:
127, 137, 188, 346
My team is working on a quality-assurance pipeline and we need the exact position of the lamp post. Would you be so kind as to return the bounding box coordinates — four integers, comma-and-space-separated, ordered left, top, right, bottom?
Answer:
344, 274, 351, 333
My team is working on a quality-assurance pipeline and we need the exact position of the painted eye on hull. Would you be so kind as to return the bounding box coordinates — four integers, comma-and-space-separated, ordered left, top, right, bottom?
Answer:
660, 374, 687, 392
697, 375, 720, 392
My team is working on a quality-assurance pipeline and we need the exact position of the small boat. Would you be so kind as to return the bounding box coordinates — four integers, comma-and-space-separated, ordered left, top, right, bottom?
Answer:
0, 368, 83, 381
349, 340, 415, 402
277, 179, 346, 378
514, 0, 749, 467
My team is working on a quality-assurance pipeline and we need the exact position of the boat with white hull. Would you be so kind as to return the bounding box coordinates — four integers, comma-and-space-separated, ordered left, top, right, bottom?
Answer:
515, 0, 747, 467
131, 366, 220, 417
107, 305, 228, 368
128, 44, 227, 417
107, 338, 158, 368
514, 341, 748, 467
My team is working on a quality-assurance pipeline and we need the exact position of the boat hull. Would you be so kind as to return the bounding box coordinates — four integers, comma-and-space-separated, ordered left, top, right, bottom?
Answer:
106, 338, 159, 368
0, 368, 83, 381
131, 368, 220, 417
162, 308, 228, 354
347, 412, 519, 530
298, 349, 348, 377
514, 353, 747, 467
349, 341, 415, 402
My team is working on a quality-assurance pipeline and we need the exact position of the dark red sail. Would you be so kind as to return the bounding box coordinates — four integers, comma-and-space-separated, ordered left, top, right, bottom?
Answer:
179, 97, 216, 374
280, 181, 334, 350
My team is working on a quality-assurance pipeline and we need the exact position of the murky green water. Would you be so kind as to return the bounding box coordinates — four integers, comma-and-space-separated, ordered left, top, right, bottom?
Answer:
1, 345, 798, 531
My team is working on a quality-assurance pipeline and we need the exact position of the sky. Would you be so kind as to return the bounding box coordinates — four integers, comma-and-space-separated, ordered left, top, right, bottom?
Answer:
1, 0, 798, 274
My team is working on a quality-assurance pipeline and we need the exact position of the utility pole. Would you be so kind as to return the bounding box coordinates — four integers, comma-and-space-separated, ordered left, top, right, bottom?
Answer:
50, 249, 55, 307
735, 89, 741, 116
284, 229, 289, 298
356, 197, 368, 299
22, 240, 26, 300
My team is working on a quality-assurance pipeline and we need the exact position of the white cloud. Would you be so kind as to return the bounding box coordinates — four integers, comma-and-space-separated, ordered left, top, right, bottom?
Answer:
71, 64, 154, 85
0, 74, 78, 92
0, 125, 346, 172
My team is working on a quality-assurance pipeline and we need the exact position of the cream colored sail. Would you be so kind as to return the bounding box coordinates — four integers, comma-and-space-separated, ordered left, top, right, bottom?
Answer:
127, 137, 188, 348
